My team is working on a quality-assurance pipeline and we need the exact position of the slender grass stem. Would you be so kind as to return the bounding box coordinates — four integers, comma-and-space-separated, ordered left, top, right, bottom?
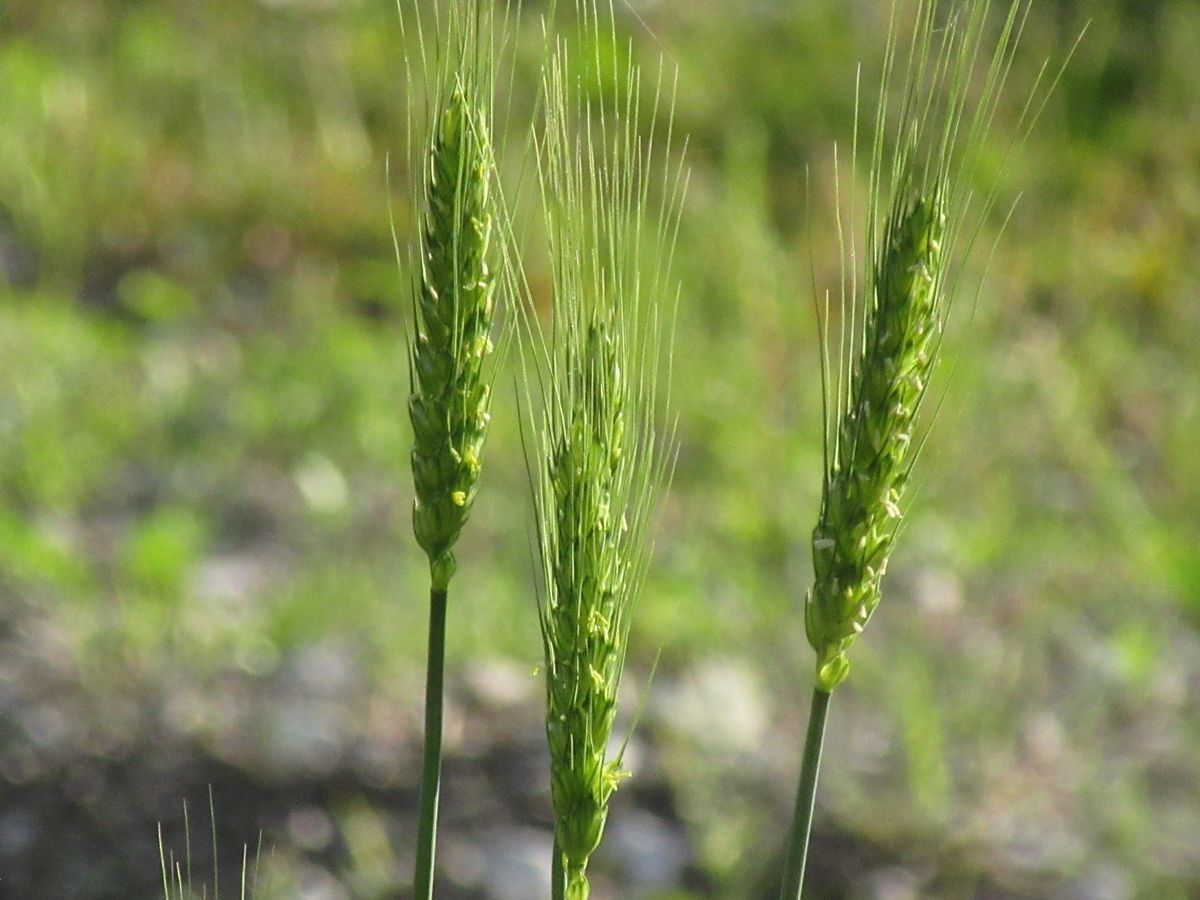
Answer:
552, 835, 566, 900
779, 688, 832, 900
414, 586, 448, 900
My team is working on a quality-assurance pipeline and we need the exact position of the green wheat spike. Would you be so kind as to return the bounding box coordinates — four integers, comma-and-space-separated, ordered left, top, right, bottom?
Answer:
807, 189, 946, 692
409, 81, 496, 592
520, 4, 687, 895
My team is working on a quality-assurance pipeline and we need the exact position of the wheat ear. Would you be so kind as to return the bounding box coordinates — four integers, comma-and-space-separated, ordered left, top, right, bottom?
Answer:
779, 1, 1079, 895
806, 188, 946, 692
542, 317, 635, 900
409, 81, 496, 592
521, 4, 685, 896
402, 2, 506, 896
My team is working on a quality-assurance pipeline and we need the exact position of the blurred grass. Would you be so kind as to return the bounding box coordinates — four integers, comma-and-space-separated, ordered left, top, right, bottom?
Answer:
1, 0, 1198, 896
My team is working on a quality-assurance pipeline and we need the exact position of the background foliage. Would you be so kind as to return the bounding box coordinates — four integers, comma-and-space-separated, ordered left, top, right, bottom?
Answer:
0, 0, 1197, 897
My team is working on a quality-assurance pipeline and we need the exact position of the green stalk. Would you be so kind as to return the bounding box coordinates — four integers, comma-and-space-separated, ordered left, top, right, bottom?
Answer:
552, 836, 566, 900
414, 587, 448, 900
779, 689, 832, 900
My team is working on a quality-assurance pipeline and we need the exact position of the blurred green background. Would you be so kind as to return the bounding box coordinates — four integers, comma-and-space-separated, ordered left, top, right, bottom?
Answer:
1, 0, 1198, 897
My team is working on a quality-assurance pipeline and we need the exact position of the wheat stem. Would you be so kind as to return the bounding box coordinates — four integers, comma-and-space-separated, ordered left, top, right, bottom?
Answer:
414, 586, 448, 900
778, 688, 832, 900
552, 835, 567, 900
